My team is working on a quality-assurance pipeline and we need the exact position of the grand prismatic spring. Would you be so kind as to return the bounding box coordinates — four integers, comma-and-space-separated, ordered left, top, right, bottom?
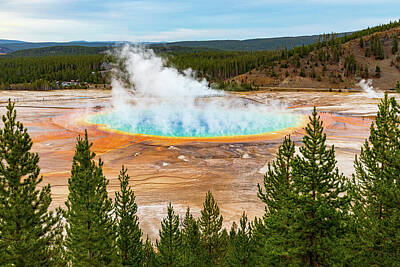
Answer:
86, 47, 303, 139
88, 106, 301, 138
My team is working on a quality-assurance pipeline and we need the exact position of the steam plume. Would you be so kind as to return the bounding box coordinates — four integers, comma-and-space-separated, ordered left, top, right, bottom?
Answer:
91, 46, 299, 137
358, 79, 381, 98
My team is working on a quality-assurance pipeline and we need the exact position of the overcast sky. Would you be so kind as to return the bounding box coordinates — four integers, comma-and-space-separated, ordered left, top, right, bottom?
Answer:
1, 0, 399, 42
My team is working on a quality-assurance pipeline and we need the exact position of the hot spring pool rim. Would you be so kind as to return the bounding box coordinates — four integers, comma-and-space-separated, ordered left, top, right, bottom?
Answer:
82, 110, 307, 141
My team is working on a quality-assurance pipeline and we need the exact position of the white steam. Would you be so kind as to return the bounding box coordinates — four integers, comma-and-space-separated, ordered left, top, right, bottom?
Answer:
358, 79, 381, 98
111, 46, 219, 109
97, 46, 298, 137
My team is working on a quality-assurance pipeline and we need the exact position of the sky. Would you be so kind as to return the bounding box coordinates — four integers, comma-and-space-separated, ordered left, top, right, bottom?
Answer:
0, 0, 399, 42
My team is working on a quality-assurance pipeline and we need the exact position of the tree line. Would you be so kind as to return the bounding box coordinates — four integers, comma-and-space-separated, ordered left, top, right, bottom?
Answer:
1, 94, 400, 266
0, 55, 107, 90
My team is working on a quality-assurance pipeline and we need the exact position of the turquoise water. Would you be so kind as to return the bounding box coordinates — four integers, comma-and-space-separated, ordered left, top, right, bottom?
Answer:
88, 108, 301, 138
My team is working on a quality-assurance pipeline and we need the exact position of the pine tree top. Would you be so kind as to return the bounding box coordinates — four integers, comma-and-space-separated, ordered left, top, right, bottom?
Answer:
293, 107, 348, 199
199, 191, 223, 236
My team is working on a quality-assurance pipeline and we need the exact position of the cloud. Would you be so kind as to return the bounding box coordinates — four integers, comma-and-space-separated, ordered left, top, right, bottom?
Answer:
0, 11, 101, 42
241, 0, 399, 4
0, 0, 398, 42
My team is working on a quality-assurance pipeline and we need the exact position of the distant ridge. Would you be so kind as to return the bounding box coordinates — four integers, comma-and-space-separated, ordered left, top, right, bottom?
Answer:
4, 45, 217, 57
0, 32, 353, 53
151, 32, 351, 51
0, 41, 117, 52
0, 39, 26, 44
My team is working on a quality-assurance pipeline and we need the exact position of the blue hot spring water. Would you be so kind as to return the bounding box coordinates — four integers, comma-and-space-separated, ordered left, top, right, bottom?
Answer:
88, 107, 301, 138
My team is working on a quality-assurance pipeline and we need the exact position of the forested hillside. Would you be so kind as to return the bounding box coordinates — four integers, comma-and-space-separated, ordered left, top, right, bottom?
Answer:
0, 32, 347, 53
0, 54, 107, 90
7, 46, 109, 57
169, 20, 400, 89
229, 21, 400, 89
1, 21, 399, 90
5, 45, 219, 57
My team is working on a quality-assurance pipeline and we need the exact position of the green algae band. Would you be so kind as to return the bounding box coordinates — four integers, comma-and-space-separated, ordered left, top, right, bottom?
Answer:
88, 108, 301, 138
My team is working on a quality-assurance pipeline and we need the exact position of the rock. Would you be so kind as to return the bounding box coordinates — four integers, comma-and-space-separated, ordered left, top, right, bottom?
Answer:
242, 153, 251, 159
178, 155, 188, 162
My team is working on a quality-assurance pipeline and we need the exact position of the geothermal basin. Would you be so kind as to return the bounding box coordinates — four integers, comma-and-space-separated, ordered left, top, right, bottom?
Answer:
0, 89, 388, 240
0, 47, 389, 239
88, 47, 304, 141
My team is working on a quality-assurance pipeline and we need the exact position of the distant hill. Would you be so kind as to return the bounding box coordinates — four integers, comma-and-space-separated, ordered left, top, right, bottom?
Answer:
7, 46, 109, 57
3, 45, 219, 57
0, 39, 26, 44
0, 41, 116, 53
151, 33, 350, 51
0, 32, 352, 54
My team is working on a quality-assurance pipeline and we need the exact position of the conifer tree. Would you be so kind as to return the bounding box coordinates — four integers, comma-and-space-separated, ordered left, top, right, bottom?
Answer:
290, 108, 350, 266
248, 218, 268, 266
142, 236, 156, 267
392, 35, 398, 54
371, 36, 385, 60
48, 225, 68, 267
375, 65, 381, 78
64, 131, 116, 266
300, 67, 306, 77
258, 136, 295, 214
351, 94, 400, 265
198, 191, 226, 266
181, 207, 204, 266
257, 136, 300, 265
156, 203, 182, 266
0, 100, 62, 266
226, 212, 252, 267
115, 165, 143, 266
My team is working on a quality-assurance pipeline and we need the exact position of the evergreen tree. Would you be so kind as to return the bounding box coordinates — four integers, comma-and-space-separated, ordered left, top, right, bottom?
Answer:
142, 236, 156, 267
371, 36, 385, 60
300, 67, 306, 77
396, 80, 400, 94
392, 35, 398, 54
156, 203, 182, 266
48, 225, 68, 267
375, 65, 381, 78
359, 37, 364, 48
344, 53, 357, 77
351, 94, 400, 265
364, 65, 369, 79
258, 136, 295, 215
290, 108, 350, 266
365, 47, 371, 57
0, 100, 62, 266
257, 136, 300, 265
181, 207, 204, 266
64, 131, 116, 266
247, 218, 267, 266
198, 191, 226, 266
226, 212, 252, 267
115, 165, 143, 266
311, 66, 316, 78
